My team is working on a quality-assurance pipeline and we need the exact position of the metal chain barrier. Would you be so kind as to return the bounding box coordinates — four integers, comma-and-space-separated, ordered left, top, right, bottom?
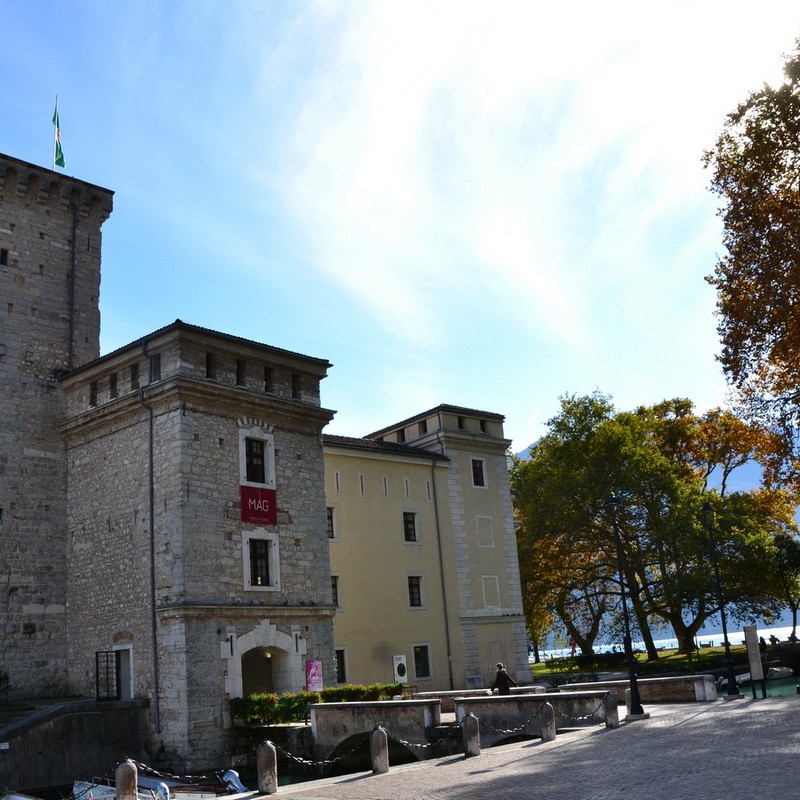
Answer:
471, 705, 546, 736
269, 736, 369, 768
553, 697, 608, 725
124, 758, 230, 785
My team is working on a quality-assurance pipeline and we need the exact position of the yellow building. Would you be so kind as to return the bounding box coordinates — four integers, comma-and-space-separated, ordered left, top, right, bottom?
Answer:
324, 405, 528, 691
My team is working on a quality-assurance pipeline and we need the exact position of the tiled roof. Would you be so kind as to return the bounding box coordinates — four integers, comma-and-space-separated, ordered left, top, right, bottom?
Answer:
323, 434, 448, 461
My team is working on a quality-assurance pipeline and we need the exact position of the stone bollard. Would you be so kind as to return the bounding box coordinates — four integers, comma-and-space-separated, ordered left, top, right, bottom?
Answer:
115, 759, 138, 800
604, 690, 620, 728
257, 740, 279, 795
539, 702, 556, 742
370, 725, 390, 774
462, 712, 481, 757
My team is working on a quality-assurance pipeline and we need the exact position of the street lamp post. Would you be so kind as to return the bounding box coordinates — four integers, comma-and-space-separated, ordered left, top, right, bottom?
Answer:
702, 501, 740, 698
605, 494, 645, 717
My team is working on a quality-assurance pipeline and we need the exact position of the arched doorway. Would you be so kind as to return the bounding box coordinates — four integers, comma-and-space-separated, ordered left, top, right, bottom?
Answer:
242, 646, 276, 696
224, 619, 307, 698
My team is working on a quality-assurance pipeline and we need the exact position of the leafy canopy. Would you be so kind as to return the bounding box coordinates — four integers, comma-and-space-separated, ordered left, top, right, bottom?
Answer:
704, 39, 800, 467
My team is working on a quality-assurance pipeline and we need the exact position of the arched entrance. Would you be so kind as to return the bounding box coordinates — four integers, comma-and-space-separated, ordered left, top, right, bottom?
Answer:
242, 646, 278, 695
224, 619, 307, 698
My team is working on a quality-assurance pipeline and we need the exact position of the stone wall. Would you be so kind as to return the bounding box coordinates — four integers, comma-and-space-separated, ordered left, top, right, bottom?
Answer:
0, 154, 112, 698
61, 329, 336, 770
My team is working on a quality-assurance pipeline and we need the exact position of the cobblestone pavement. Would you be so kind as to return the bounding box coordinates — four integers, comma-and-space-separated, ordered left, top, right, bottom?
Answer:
278, 696, 800, 799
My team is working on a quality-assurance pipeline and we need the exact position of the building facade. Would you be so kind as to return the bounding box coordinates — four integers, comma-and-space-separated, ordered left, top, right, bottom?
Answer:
325, 406, 528, 691
0, 154, 337, 769
0, 152, 527, 771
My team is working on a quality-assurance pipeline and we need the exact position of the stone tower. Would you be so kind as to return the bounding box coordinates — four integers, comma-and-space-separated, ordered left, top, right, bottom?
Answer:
0, 154, 114, 696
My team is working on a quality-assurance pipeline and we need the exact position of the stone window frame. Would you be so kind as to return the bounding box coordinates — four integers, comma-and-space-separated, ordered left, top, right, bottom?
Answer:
471, 457, 487, 488
238, 425, 276, 490
481, 575, 501, 609
242, 529, 281, 592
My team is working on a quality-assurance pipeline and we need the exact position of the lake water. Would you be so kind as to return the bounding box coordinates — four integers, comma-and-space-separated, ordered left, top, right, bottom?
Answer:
537, 623, 799, 660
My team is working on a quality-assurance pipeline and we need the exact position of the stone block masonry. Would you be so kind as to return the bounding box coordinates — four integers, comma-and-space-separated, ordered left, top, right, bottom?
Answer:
0, 154, 113, 699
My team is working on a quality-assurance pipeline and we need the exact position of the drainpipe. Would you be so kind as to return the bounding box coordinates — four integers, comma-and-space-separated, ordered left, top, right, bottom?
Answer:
140, 339, 161, 732
431, 456, 454, 690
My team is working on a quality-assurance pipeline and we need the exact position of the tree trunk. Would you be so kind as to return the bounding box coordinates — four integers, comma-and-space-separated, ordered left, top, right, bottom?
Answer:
626, 580, 659, 661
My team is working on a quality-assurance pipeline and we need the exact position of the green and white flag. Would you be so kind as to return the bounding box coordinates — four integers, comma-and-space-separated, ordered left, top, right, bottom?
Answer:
52, 97, 65, 169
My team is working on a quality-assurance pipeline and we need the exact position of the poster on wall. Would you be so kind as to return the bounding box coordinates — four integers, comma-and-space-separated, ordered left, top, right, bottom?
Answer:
306, 659, 324, 692
240, 485, 277, 525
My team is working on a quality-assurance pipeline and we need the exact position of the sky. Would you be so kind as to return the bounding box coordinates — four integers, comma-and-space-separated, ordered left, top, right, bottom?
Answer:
2, 1, 800, 452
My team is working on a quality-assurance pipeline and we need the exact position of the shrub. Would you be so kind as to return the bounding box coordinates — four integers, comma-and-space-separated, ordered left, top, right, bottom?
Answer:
231, 682, 406, 725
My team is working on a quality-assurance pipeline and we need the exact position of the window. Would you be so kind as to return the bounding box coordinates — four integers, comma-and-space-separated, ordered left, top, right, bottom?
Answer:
471, 458, 486, 487
236, 359, 247, 386
130, 363, 140, 390
335, 649, 347, 684
418, 420, 427, 435
407, 575, 423, 607
150, 353, 161, 382
0, 248, 8, 266
397, 428, 405, 443
242, 531, 280, 591
205, 352, 217, 380
249, 538, 271, 586
457, 416, 465, 430
246, 438, 266, 483
89, 381, 97, 407
331, 575, 340, 606
403, 512, 418, 543
109, 372, 118, 399
239, 429, 276, 489
264, 366, 274, 393
479, 419, 487, 433
413, 645, 431, 679
327, 507, 337, 539
292, 373, 301, 399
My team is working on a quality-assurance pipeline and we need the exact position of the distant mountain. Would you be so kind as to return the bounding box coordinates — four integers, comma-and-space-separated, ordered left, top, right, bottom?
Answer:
516, 442, 537, 460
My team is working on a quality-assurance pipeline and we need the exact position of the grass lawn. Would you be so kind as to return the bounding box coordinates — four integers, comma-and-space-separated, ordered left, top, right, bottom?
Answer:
529, 644, 750, 680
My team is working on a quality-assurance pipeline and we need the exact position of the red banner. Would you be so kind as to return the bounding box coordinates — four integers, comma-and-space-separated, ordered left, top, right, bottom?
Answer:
240, 485, 277, 525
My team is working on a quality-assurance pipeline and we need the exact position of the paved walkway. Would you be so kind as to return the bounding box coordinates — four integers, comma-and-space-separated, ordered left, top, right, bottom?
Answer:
278, 695, 800, 799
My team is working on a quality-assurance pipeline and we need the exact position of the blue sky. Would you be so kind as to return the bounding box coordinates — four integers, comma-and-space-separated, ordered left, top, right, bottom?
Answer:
3, 2, 800, 451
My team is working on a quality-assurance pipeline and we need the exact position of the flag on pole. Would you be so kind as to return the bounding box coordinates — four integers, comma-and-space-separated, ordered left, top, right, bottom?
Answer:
52, 97, 66, 169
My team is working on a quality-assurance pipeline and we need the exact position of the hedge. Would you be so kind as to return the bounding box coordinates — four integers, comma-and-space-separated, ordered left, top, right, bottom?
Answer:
230, 682, 407, 724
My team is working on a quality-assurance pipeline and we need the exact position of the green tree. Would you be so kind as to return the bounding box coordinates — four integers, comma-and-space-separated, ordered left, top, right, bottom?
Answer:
513, 394, 793, 657
772, 529, 800, 640
704, 40, 800, 471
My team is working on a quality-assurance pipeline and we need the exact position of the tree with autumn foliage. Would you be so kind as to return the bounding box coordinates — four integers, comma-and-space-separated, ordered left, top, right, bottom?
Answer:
511, 393, 798, 658
704, 40, 800, 473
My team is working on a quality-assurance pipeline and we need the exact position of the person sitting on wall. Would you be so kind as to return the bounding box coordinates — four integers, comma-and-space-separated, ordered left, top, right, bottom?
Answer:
492, 662, 517, 695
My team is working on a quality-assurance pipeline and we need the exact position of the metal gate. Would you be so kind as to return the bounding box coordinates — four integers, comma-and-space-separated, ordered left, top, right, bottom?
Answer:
95, 650, 120, 701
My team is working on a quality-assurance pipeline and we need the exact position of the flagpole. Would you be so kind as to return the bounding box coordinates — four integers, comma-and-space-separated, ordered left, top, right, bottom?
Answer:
53, 95, 58, 170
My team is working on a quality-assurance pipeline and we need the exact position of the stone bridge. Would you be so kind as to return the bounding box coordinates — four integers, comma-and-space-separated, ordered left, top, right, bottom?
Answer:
309, 699, 442, 762
453, 690, 618, 748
